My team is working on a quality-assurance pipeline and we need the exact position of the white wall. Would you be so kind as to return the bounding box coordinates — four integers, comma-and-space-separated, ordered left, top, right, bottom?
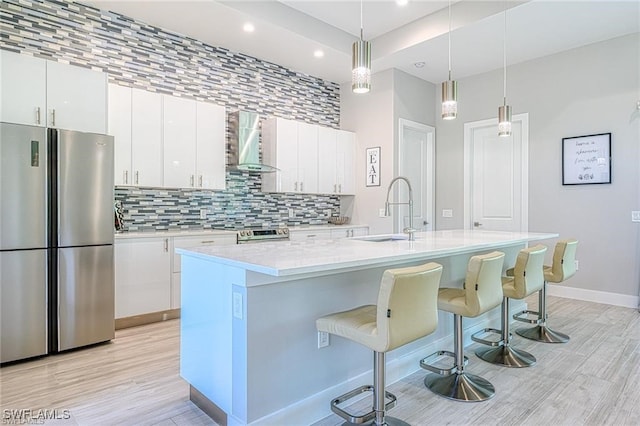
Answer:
341, 69, 435, 234
435, 33, 640, 299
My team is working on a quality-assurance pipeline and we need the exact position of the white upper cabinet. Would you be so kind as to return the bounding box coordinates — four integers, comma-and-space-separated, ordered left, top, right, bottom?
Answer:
109, 85, 226, 189
108, 84, 132, 186
46, 60, 107, 134
318, 127, 337, 194
318, 127, 356, 195
196, 101, 226, 190
163, 95, 197, 188
296, 122, 319, 193
163, 95, 226, 190
131, 88, 163, 187
1, 51, 106, 133
262, 117, 319, 193
336, 130, 356, 195
0, 51, 46, 126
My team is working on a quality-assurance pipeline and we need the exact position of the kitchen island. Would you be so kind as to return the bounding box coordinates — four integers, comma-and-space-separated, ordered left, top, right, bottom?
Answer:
178, 230, 557, 426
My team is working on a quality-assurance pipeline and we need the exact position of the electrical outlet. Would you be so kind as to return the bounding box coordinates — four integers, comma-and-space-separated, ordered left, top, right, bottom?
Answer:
575, 260, 579, 271
232, 292, 243, 319
632, 211, 640, 222
200, 209, 207, 219
442, 209, 453, 218
379, 208, 386, 217
288, 209, 295, 218
317, 331, 329, 348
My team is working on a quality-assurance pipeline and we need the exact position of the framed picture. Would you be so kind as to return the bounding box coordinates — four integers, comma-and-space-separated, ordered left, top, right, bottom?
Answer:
366, 147, 380, 187
562, 133, 611, 185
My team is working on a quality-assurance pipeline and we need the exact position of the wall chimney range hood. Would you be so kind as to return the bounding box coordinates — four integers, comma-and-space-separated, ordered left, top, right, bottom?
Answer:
228, 111, 277, 173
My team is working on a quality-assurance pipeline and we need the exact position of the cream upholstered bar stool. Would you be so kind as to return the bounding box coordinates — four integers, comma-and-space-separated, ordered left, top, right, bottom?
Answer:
316, 262, 443, 426
472, 244, 547, 367
420, 251, 505, 402
514, 239, 578, 343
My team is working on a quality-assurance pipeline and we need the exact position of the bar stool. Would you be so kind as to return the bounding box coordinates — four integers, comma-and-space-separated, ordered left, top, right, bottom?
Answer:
514, 239, 578, 343
316, 262, 443, 426
472, 244, 547, 367
420, 251, 505, 402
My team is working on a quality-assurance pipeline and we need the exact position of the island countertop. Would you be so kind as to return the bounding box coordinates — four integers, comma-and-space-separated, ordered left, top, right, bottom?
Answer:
177, 229, 558, 277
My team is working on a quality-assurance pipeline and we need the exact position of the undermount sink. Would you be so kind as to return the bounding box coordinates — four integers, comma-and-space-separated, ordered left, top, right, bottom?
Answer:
352, 234, 410, 242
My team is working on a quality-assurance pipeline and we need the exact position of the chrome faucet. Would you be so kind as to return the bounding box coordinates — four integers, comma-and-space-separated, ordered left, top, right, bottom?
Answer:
384, 176, 417, 241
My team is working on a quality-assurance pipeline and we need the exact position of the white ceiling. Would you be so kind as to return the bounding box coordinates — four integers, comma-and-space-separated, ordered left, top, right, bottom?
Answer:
87, 0, 639, 85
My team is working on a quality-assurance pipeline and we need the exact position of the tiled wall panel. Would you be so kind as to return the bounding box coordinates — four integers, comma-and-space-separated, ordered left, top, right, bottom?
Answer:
1, 0, 342, 231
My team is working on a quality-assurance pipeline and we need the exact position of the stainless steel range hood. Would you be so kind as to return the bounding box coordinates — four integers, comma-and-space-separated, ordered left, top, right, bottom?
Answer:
228, 111, 277, 173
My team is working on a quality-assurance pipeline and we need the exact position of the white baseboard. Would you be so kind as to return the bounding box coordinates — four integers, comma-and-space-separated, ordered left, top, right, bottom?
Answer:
250, 303, 520, 426
546, 285, 639, 309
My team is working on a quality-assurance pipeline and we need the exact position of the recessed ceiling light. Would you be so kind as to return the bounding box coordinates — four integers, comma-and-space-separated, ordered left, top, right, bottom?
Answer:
313, 50, 324, 58
396, 0, 409, 6
243, 22, 255, 33
414, 61, 426, 68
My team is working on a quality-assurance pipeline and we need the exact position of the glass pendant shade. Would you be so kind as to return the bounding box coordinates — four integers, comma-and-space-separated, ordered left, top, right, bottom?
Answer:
498, 104, 512, 137
352, 39, 371, 94
441, 79, 458, 120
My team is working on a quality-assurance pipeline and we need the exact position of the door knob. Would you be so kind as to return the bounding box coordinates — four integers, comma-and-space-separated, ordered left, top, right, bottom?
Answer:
473, 221, 483, 227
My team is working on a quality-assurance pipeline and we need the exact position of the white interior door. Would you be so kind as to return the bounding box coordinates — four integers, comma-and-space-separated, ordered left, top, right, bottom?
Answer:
397, 119, 435, 232
464, 114, 528, 231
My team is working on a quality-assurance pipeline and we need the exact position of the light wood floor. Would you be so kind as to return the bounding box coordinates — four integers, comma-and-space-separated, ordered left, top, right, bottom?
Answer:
1, 296, 639, 425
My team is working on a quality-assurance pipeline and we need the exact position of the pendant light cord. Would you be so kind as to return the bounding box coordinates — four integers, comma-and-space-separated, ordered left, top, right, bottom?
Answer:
360, 0, 364, 41
448, 0, 452, 80
503, 8, 507, 103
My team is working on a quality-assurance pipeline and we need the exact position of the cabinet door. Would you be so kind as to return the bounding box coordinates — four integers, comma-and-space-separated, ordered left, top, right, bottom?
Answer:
108, 84, 132, 185
131, 89, 163, 187
297, 122, 318, 193
46, 61, 107, 134
0, 51, 46, 126
317, 127, 337, 194
115, 238, 171, 318
337, 130, 356, 195
289, 229, 331, 241
275, 118, 299, 192
196, 101, 226, 190
163, 95, 196, 188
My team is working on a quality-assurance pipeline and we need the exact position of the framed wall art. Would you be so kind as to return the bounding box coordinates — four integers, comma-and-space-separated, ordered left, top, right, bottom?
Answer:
366, 147, 380, 187
562, 133, 611, 185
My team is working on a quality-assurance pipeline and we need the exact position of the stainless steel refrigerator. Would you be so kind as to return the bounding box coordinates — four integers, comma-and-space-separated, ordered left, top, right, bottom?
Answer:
1, 122, 115, 363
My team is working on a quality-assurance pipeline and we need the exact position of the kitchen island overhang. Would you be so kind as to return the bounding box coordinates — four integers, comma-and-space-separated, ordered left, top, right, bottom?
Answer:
177, 230, 558, 426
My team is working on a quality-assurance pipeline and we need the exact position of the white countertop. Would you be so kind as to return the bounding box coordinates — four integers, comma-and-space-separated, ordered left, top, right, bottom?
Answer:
114, 224, 369, 239
177, 229, 558, 277
114, 229, 237, 239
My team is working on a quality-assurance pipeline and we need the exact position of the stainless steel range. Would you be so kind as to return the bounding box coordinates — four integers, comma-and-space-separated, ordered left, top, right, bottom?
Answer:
237, 228, 290, 244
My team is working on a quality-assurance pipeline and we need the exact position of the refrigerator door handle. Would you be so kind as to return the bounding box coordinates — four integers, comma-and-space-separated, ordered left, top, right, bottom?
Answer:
36, 107, 41, 125
51, 109, 56, 127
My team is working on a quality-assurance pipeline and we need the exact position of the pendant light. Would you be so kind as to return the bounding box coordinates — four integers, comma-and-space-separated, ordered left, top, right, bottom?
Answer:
441, 0, 457, 120
498, 8, 512, 137
352, 0, 371, 94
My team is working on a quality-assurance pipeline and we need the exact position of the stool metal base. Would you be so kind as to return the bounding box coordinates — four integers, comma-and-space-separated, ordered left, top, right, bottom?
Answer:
475, 345, 536, 368
516, 325, 570, 343
338, 417, 410, 426
424, 372, 495, 402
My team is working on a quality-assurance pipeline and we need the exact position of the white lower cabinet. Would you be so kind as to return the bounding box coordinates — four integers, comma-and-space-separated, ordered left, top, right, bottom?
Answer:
114, 237, 171, 318
330, 226, 369, 239
290, 226, 369, 241
171, 234, 236, 309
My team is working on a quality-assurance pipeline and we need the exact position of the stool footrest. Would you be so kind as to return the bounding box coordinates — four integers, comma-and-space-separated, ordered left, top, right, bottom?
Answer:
330, 385, 397, 424
471, 328, 505, 347
419, 350, 468, 376
513, 309, 543, 324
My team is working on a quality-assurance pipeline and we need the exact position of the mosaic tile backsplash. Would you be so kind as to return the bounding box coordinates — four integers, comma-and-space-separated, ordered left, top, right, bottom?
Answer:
115, 172, 340, 232
2, 0, 343, 231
